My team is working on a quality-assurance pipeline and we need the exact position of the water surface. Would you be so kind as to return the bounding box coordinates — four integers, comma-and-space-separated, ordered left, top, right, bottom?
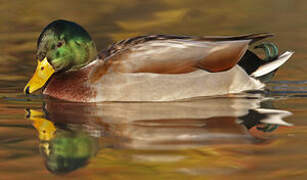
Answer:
1, 0, 307, 179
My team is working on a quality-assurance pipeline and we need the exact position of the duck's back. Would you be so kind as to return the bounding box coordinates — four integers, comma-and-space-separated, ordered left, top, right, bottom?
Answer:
95, 34, 273, 76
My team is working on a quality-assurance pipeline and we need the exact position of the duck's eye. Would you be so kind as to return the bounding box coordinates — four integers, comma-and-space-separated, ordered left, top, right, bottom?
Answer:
56, 41, 63, 48
41, 66, 44, 70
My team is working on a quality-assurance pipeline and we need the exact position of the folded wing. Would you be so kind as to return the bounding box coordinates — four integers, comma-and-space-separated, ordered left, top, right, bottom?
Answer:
95, 34, 272, 75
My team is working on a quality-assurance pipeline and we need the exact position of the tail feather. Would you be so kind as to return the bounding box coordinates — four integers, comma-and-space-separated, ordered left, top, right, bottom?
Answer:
251, 51, 294, 78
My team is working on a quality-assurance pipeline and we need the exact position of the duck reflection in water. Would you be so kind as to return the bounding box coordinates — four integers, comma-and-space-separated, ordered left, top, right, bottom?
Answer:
25, 94, 292, 174
26, 109, 99, 174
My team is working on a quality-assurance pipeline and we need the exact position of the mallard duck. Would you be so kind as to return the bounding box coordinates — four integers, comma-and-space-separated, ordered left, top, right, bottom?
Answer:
24, 20, 293, 102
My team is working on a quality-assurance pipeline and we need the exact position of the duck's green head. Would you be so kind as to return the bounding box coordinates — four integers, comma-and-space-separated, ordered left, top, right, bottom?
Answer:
24, 20, 97, 94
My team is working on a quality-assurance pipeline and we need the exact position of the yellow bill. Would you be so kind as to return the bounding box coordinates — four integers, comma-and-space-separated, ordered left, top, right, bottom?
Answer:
24, 57, 55, 94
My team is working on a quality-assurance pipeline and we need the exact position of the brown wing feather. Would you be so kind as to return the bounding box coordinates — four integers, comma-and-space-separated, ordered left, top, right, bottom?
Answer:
196, 40, 249, 72
92, 34, 272, 79
129, 40, 249, 73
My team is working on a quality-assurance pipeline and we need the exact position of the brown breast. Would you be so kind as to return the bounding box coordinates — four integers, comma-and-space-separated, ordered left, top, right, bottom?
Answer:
43, 65, 96, 102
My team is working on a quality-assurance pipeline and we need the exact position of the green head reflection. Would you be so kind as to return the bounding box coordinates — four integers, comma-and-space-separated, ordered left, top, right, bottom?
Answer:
41, 130, 98, 174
